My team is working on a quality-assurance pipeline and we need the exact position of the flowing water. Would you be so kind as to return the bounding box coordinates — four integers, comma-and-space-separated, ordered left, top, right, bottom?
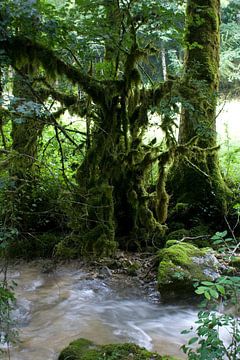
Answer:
1, 262, 198, 360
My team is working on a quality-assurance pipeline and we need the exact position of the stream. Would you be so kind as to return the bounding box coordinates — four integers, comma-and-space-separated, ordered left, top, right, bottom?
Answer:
1, 262, 198, 360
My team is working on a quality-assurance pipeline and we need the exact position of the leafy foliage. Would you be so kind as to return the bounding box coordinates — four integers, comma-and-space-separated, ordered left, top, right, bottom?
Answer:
181, 267, 240, 359
181, 309, 240, 360
0, 278, 18, 354
220, 0, 240, 94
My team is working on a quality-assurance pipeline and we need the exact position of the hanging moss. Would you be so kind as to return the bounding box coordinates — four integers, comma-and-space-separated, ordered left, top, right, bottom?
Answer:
3, 37, 123, 107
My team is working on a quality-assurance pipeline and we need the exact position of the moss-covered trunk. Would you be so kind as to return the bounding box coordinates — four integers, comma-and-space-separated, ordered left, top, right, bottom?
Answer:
62, 86, 165, 255
11, 69, 43, 180
169, 0, 228, 223
7, 68, 44, 230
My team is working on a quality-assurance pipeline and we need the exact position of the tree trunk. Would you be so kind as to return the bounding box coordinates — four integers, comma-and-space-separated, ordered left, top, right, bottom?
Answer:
104, 0, 121, 78
0, 68, 6, 149
63, 3, 166, 254
169, 0, 229, 224
11, 68, 43, 181
72, 85, 165, 253
161, 45, 168, 81
7, 68, 45, 231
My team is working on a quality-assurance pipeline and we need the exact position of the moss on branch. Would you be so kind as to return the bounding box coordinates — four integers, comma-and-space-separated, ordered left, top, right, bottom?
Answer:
2, 37, 122, 106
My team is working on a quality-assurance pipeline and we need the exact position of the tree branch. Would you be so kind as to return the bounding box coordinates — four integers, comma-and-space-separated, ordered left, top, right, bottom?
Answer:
2, 37, 110, 105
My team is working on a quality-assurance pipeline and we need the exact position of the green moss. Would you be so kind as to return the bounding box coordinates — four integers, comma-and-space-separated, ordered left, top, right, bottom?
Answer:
92, 233, 117, 257
229, 256, 240, 269
58, 339, 179, 360
165, 240, 180, 248
157, 242, 219, 298
172, 203, 189, 215
58, 338, 97, 360
159, 242, 203, 266
158, 259, 183, 284
189, 225, 209, 237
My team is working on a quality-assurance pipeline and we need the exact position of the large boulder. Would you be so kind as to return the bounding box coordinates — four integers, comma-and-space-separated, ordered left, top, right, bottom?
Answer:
58, 338, 179, 360
157, 240, 220, 300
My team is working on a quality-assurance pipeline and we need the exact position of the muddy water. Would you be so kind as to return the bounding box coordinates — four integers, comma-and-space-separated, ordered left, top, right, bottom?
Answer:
1, 263, 197, 360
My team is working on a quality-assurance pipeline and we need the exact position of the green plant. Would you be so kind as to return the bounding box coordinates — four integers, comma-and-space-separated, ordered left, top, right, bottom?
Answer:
0, 277, 18, 358
194, 280, 225, 301
211, 230, 237, 255
181, 276, 240, 359
0, 227, 18, 255
211, 226, 240, 263
181, 310, 240, 360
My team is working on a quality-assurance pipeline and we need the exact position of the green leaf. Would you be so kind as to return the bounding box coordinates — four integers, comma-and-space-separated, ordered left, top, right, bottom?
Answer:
216, 284, 225, 295
188, 337, 199, 345
225, 238, 234, 242
204, 290, 211, 300
218, 230, 228, 237
195, 287, 206, 295
209, 288, 219, 299
213, 239, 223, 244
180, 345, 187, 354
201, 281, 214, 286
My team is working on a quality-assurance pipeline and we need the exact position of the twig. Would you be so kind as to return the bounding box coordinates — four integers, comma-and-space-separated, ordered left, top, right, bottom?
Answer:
224, 215, 240, 259
179, 235, 210, 242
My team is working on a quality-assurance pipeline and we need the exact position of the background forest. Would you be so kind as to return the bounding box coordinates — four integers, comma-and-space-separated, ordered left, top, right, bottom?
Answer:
1, 0, 240, 359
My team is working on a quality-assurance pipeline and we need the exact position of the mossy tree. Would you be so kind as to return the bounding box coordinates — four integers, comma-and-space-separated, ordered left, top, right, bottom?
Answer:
2, 0, 183, 253
169, 0, 229, 225
1, 0, 229, 256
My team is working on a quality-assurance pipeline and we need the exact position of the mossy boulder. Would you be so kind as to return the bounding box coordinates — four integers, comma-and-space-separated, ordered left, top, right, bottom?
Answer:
157, 241, 220, 300
58, 338, 179, 360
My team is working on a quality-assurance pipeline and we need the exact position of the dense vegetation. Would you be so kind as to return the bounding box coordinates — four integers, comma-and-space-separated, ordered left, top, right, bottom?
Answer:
0, 0, 239, 258
0, 0, 240, 358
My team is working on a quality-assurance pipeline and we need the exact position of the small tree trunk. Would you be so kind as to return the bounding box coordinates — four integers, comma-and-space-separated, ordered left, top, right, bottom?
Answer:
0, 69, 6, 149
161, 45, 168, 81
